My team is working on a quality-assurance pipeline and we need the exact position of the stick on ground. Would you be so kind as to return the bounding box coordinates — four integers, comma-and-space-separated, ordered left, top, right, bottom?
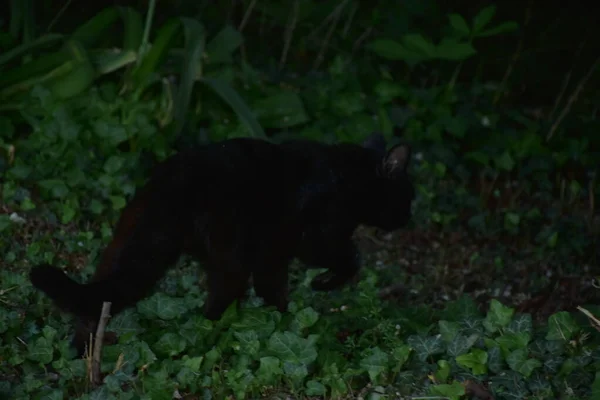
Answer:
91, 301, 112, 387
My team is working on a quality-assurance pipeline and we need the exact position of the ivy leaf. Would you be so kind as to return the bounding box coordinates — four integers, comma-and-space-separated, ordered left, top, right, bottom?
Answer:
456, 348, 488, 375
391, 344, 411, 372
267, 331, 318, 365
233, 330, 260, 356
487, 346, 504, 373
231, 308, 276, 339
546, 311, 579, 341
283, 362, 308, 384
305, 380, 326, 396
290, 307, 319, 333
483, 299, 514, 333
507, 313, 533, 334
27, 337, 54, 364
407, 334, 445, 362
439, 320, 460, 342
496, 332, 531, 354
137, 292, 187, 320
447, 333, 479, 357
360, 347, 389, 383
506, 348, 542, 377
154, 332, 187, 357
429, 381, 466, 399
256, 356, 283, 384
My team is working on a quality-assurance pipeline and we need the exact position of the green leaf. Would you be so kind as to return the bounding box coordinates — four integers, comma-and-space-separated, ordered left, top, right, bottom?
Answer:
0, 33, 64, 67
443, 295, 481, 320
402, 34, 436, 57
360, 347, 389, 383
448, 14, 470, 36
28, 337, 54, 364
429, 381, 466, 399
47, 40, 96, 99
253, 90, 310, 129
205, 24, 244, 65
154, 332, 187, 357
104, 155, 125, 174
118, 7, 144, 51
283, 361, 308, 384
592, 371, 600, 398
180, 315, 213, 346
256, 356, 283, 383
472, 5, 497, 33
38, 179, 69, 199
407, 335, 445, 361
305, 380, 326, 396
0, 215, 11, 232
506, 348, 542, 377
505, 212, 520, 226
233, 330, 260, 356
202, 77, 266, 139
391, 344, 411, 372
546, 311, 579, 341
71, 7, 121, 48
129, 18, 180, 90
477, 21, 519, 38
435, 38, 477, 61
447, 333, 479, 357
267, 331, 318, 365
107, 308, 144, 336
137, 292, 187, 320
456, 348, 488, 375
109, 195, 126, 210
507, 313, 533, 334
367, 39, 427, 64
290, 307, 319, 332
483, 299, 514, 333
173, 17, 206, 139
487, 346, 504, 373
435, 360, 451, 383
231, 309, 276, 339
496, 332, 531, 354
439, 320, 460, 342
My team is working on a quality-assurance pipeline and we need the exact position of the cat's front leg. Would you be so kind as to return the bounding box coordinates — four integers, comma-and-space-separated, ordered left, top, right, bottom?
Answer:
203, 264, 251, 320
310, 240, 361, 291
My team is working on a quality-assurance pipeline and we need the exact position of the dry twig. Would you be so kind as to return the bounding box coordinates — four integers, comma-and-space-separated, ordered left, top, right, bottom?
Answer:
547, 56, 600, 141
91, 302, 113, 387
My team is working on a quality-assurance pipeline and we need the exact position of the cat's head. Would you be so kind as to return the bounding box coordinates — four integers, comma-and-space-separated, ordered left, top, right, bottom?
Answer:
361, 132, 415, 231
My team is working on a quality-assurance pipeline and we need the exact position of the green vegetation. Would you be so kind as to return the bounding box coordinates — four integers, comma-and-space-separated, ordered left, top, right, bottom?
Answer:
1, 1, 599, 399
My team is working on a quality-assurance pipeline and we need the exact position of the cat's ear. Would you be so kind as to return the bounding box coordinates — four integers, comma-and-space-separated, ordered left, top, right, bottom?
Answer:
382, 143, 411, 175
362, 132, 386, 154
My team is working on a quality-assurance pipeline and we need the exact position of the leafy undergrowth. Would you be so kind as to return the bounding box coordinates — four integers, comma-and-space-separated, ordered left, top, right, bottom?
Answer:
1, 16, 600, 397
2, 162, 600, 399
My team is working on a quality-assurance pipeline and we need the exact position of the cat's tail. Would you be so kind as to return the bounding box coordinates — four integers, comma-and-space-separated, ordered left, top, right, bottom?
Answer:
29, 264, 105, 319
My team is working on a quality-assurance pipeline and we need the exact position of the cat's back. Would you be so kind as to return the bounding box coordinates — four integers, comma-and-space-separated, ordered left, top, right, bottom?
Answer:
149, 138, 308, 207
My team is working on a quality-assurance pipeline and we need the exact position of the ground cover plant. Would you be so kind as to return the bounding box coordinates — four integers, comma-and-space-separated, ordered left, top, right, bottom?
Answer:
1, 1, 600, 399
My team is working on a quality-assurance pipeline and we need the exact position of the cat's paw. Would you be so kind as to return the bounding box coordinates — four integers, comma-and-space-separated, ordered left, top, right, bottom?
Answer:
310, 270, 337, 291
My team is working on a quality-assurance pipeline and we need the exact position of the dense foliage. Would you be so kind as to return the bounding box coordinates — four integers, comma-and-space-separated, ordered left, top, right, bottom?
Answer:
1, 1, 599, 399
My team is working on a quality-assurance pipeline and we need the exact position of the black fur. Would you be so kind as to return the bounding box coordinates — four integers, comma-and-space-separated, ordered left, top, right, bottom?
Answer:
29, 133, 415, 355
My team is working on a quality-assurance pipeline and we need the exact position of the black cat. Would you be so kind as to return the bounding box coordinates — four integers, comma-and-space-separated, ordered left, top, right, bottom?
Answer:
29, 132, 415, 356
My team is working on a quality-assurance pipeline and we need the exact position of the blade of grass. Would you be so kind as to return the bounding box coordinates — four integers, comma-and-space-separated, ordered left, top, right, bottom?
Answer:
70, 7, 121, 48
119, 7, 144, 51
173, 17, 206, 139
201, 76, 266, 139
128, 18, 180, 91
0, 34, 64, 67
